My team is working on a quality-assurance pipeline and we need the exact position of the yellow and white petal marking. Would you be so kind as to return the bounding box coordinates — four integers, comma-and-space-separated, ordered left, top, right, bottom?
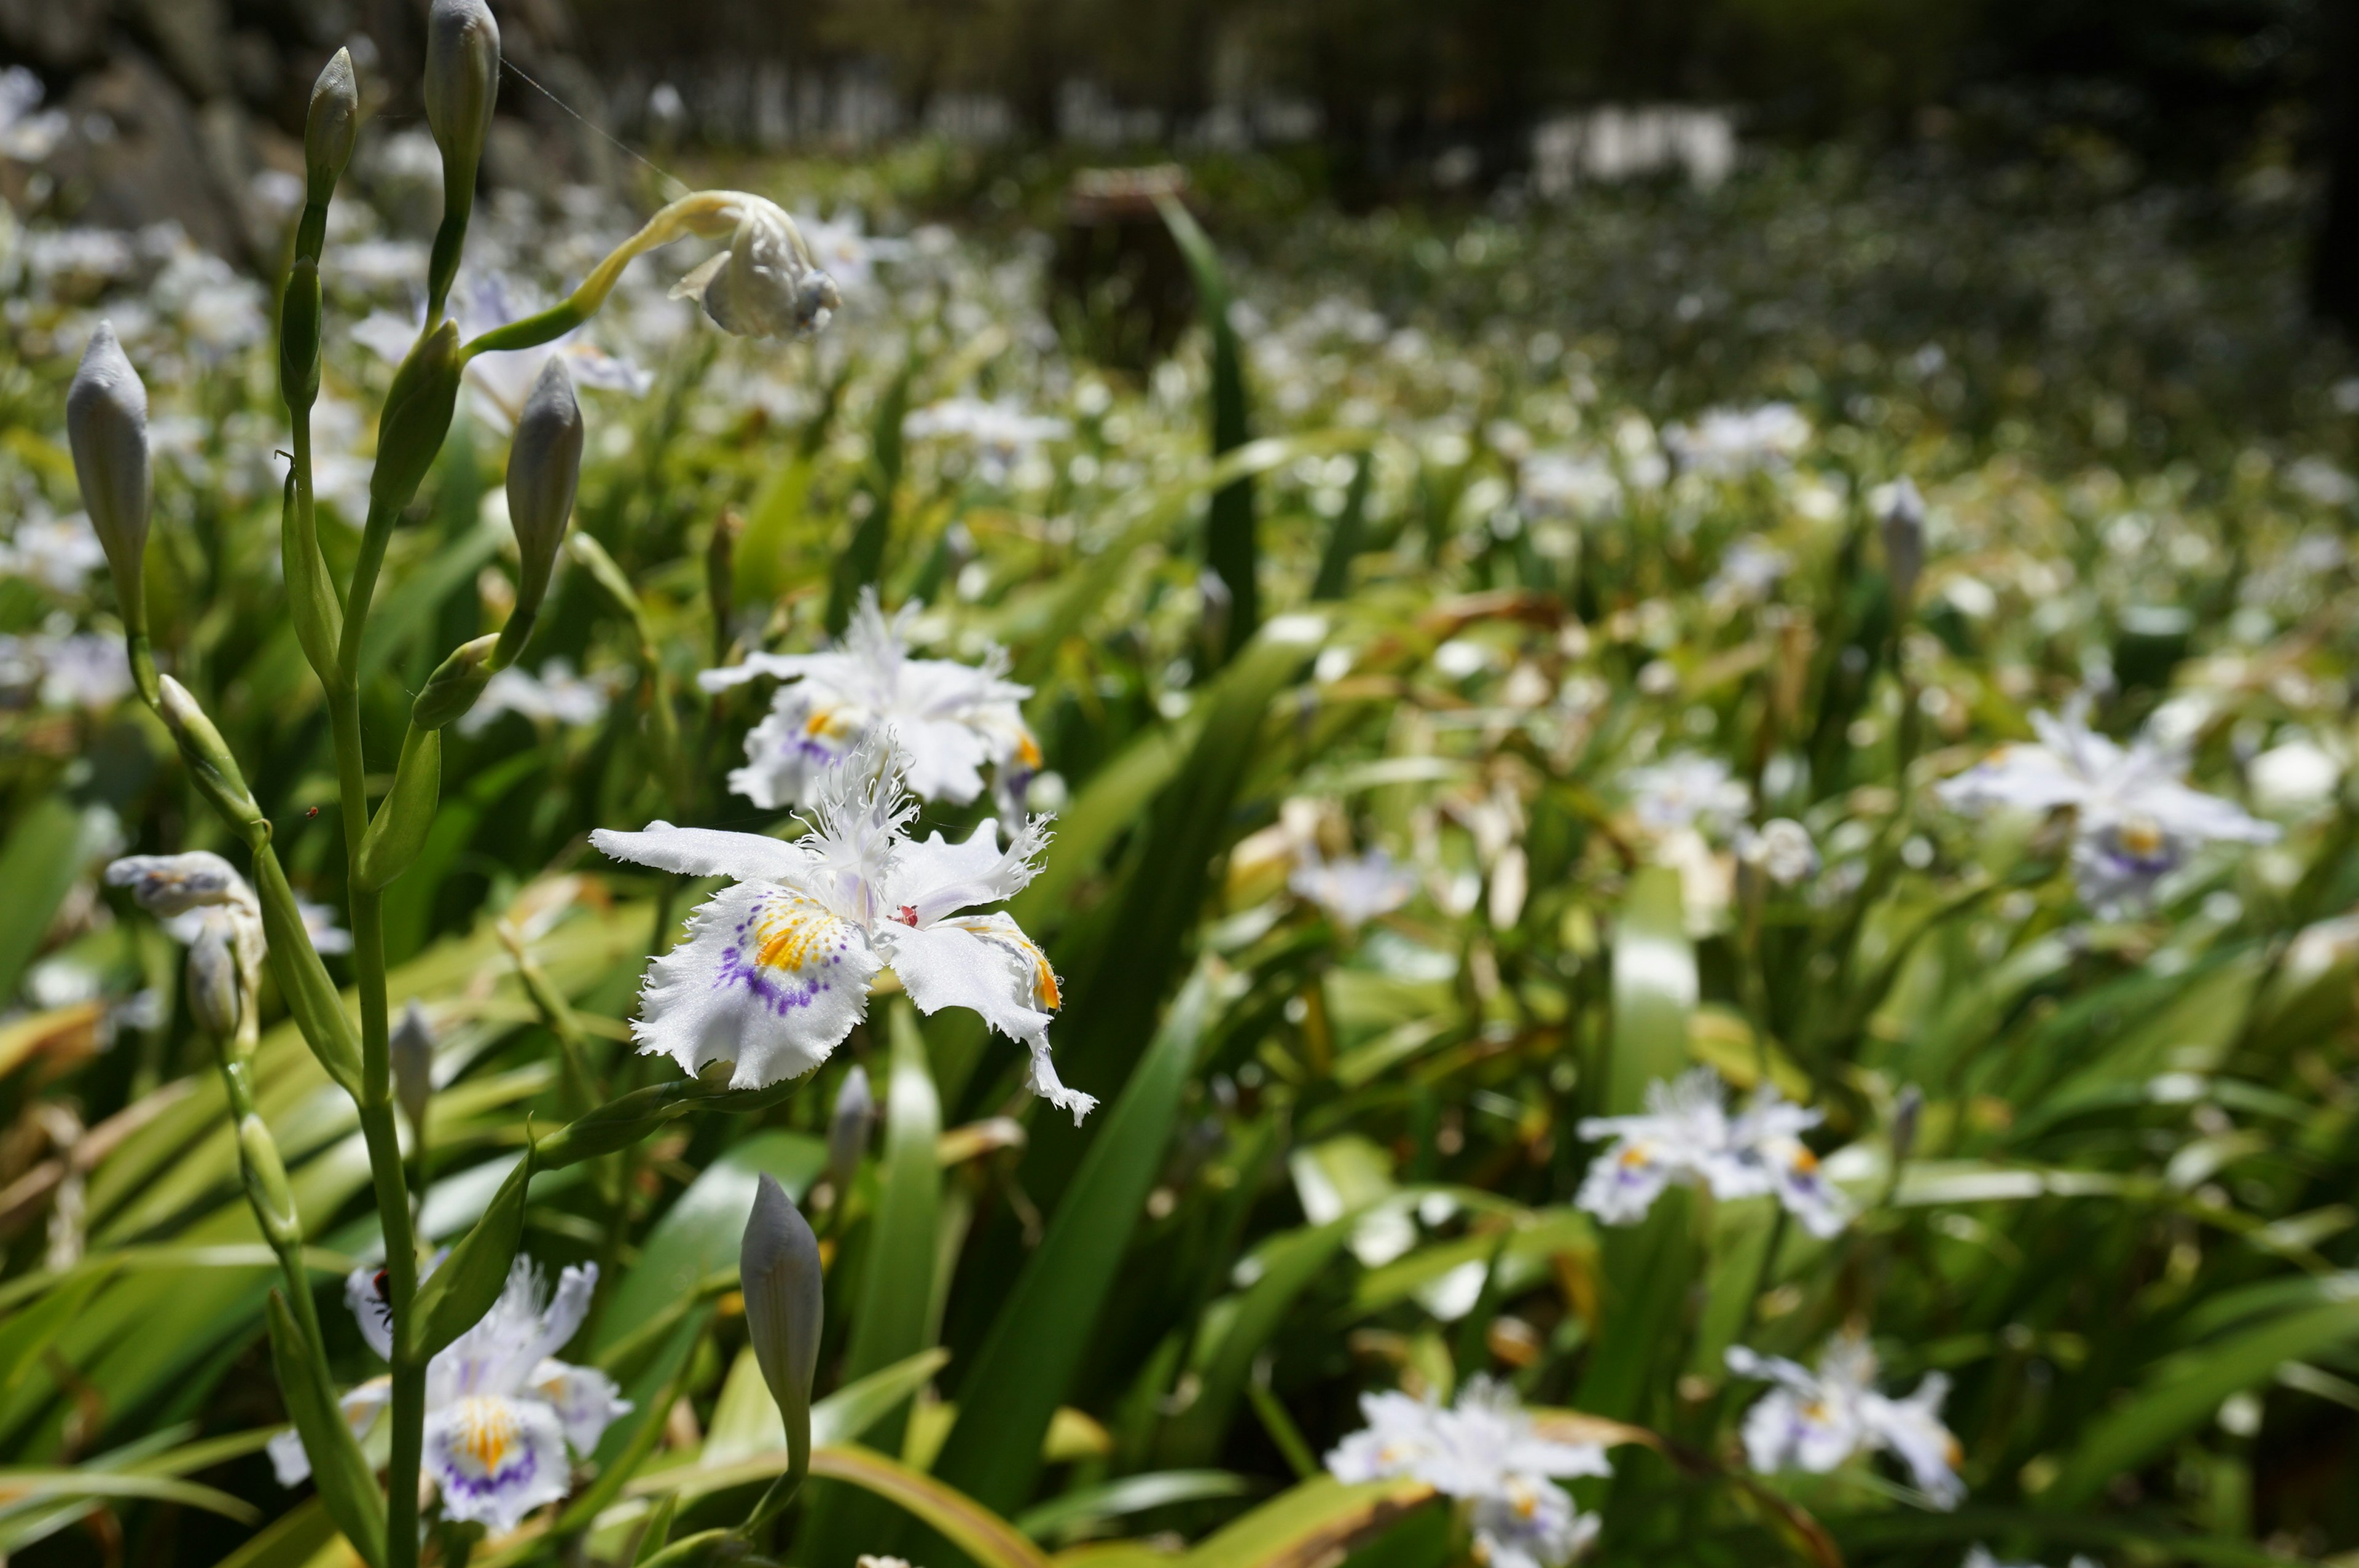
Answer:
946, 915, 1060, 1012
719, 889, 862, 1017
425, 1394, 568, 1530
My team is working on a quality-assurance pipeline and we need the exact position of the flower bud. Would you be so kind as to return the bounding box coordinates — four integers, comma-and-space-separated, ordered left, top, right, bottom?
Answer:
187, 920, 244, 1038
1891, 1084, 1924, 1166
423, 0, 499, 192
1876, 477, 1925, 609
370, 319, 463, 518
495, 358, 583, 668
66, 323, 151, 634
391, 1000, 435, 1133
158, 676, 264, 832
413, 633, 499, 728
825, 1064, 874, 1204
668, 197, 839, 340
740, 1173, 822, 1434
354, 724, 443, 891
304, 48, 359, 208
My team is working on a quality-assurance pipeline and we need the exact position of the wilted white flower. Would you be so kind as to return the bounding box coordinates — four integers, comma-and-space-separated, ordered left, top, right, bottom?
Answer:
1664, 403, 1810, 475
1289, 846, 1418, 933
271, 1259, 629, 1533
592, 732, 1093, 1121
1326, 1377, 1608, 1568
669, 193, 840, 340
1726, 1331, 1964, 1508
1621, 753, 1751, 837
460, 659, 621, 735
701, 590, 1038, 811
1937, 700, 2277, 912
1576, 1067, 1852, 1238
106, 852, 267, 1038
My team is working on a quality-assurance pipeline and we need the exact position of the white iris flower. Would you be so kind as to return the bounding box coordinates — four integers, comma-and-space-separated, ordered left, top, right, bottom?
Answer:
700, 590, 1040, 813
1621, 753, 1752, 837
1938, 699, 2277, 913
1725, 1330, 1964, 1508
1326, 1377, 1609, 1568
1289, 846, 1418, 934
592, 731, 1093, 1122
269, 1260, 630, 1533
1575, 1067, 1852, 1238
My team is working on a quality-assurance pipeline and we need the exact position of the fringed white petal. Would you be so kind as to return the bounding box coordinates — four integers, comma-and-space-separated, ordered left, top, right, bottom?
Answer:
592, 821, 813, 884
890, 816, 1050, 925
728, 693, 860, 809
893, 714, 993, 805
526, 1357, 633, 1453
526, 1263, 598, 1365
884, 913, 1093, 1123
695, 650, 824, 692
632, 881, 879, 1088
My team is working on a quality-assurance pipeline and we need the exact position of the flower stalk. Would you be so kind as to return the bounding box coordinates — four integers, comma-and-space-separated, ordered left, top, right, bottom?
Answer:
74, 31, 847, 1567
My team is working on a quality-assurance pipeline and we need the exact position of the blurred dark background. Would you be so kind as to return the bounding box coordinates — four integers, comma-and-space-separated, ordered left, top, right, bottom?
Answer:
3, 0, 2354, 328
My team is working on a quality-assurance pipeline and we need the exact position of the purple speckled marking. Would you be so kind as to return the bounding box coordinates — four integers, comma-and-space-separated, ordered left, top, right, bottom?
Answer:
437, 1445, 538, 1499
714, 892, 848, 1016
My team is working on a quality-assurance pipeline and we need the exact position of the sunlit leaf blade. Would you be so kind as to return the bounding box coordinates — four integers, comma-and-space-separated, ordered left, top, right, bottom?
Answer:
933, 964, 1230, 1515
1172, 1474, 1435, 1568
808, 1444, 1051, 1568
801, 1003, 943, 1562
2045, 1296, 2359, 1507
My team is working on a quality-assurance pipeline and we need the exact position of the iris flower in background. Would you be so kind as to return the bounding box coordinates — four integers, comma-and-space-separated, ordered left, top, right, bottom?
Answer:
268, 1260, 629, 1532
1576, 1067, 1852, 1238
1289, 845, 1419, 934
700, 588, 1039, 812
1725, 1331, 1964, 1508
460, 658, 622, 735
1621, 753, 1752, 837
1326, 1378, 1610, 1568
1937, 699, 2277, 913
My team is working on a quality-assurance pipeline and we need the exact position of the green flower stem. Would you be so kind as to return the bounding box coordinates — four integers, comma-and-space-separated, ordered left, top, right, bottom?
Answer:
326, 493, 420, 1568
458, 189, 750, 364
338, 502, 398, 689
215, 1012, 334, 1379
